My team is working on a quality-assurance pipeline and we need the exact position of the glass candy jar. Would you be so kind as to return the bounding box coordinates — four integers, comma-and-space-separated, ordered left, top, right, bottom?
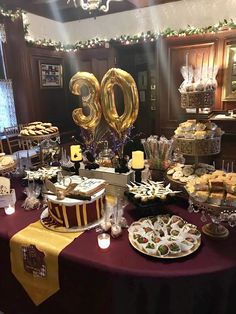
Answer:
97, 141, 114, 168
40, 138, 60, 166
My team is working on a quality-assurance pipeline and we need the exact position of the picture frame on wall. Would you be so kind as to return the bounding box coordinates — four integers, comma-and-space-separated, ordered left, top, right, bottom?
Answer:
39, 62, 63, 88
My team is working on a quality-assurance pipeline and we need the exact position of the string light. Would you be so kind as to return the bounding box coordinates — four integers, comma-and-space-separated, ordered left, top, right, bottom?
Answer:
0, 7, 235, 52
0, 7, 25, 20
25, 19, 236, 51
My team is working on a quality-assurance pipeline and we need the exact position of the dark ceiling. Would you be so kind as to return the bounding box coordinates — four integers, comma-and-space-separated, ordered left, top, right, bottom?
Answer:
0, 0, 180, 22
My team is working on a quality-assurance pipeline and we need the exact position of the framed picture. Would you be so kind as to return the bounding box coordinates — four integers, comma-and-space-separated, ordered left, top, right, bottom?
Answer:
39, 62, 63, 88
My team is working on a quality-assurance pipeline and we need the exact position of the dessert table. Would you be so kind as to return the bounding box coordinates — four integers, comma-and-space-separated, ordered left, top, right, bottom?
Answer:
0, 180, 235, 314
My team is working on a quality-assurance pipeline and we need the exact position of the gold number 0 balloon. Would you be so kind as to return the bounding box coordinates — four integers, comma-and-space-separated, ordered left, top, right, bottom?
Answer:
100, 68, 139, 138
69, 72, 101, 134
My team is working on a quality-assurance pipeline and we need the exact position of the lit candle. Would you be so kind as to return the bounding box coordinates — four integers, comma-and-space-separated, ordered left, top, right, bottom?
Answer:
4, 204, 15, 215
131, 151, 144, 169
70, 145, 83, 162
97, 233, 110, 249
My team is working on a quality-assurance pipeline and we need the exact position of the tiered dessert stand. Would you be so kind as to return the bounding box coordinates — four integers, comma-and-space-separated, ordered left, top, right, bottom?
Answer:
176, 89, 220, 164
175, 89, 234, 238
167, 89, 219, 197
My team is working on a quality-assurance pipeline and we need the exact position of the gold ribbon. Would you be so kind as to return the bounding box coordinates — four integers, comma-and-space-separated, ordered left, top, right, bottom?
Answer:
10, 220, 82, 305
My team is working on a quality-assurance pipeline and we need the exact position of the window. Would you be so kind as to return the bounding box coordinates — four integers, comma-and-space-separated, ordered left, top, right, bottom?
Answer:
0, 37, 17, 133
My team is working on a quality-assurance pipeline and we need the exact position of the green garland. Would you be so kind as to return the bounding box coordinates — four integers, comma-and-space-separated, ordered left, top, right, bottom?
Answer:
24, 18, 236, 51
1, 6, 235, 52
0, 6, 25, 21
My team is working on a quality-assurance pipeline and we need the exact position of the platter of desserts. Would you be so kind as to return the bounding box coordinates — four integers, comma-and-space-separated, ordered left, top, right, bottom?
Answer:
174, 119, 223, 140
167, 163, 215, 185
125, 180, 180, 207
174, 120, 223, 156
185, 170, 236, 208
128, 215, 201, 258
24, 167, 60, 182
20, 121, 59, 139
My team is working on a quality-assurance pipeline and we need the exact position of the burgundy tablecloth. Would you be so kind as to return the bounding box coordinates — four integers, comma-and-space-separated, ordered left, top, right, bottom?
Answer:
0, 181, 235, 314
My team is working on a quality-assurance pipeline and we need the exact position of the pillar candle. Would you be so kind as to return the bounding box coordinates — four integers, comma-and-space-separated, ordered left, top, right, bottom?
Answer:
132, 151, 144, 169
70, 145, 82, 161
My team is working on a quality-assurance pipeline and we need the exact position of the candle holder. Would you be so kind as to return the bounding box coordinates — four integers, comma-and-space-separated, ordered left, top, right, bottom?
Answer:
97, 233, 110, 250
74, 160, 82, 175
4, 204, 15, 215
84, 151, 99, 170
131, 151, 145, 182
115, 157, 129, 173
131, 167, 145, 183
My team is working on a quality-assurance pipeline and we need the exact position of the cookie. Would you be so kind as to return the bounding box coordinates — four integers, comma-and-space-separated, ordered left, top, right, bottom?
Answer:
167, 168, 175, 175
172, 170, 183, 180
28, 130, 36, 136
42, 123, 52, 127
35, 130, 44, 135
195, 168, 207, 176
35, 125, 46, 130
183, 166, 194, 176
28, 121, 42, 126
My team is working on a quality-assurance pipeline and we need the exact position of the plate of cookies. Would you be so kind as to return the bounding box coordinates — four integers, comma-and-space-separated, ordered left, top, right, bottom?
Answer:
20, 121, 59, 138
167, 163, 215, 185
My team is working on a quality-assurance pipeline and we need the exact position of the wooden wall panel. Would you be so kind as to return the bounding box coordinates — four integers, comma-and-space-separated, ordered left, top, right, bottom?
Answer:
28, 48, 70, 133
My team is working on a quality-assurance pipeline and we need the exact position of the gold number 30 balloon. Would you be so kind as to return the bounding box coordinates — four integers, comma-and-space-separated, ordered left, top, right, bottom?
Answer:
69, 72, 101, 134
101, 68, 139, 138
69, 68, 139, 138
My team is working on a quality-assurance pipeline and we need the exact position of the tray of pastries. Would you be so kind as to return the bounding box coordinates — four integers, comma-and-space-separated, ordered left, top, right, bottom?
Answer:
125, 180, 180, 208
20, 121, 59, 138
23, 167, 60, 182
186, 170, 236, 209
128, 214, 201, 258
174, 120, 223, 156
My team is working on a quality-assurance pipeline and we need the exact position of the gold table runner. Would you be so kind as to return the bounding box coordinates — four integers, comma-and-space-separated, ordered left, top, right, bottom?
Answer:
10, 220, 83, 305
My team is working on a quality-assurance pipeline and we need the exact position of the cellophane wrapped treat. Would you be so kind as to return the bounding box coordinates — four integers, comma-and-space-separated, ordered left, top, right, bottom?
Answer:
141, 136, 174, 170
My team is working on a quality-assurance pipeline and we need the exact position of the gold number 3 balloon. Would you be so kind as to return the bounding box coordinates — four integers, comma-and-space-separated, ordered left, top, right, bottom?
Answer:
69, 68, 139, 138
69, 72, 102, 134
101, 68, 139, 138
